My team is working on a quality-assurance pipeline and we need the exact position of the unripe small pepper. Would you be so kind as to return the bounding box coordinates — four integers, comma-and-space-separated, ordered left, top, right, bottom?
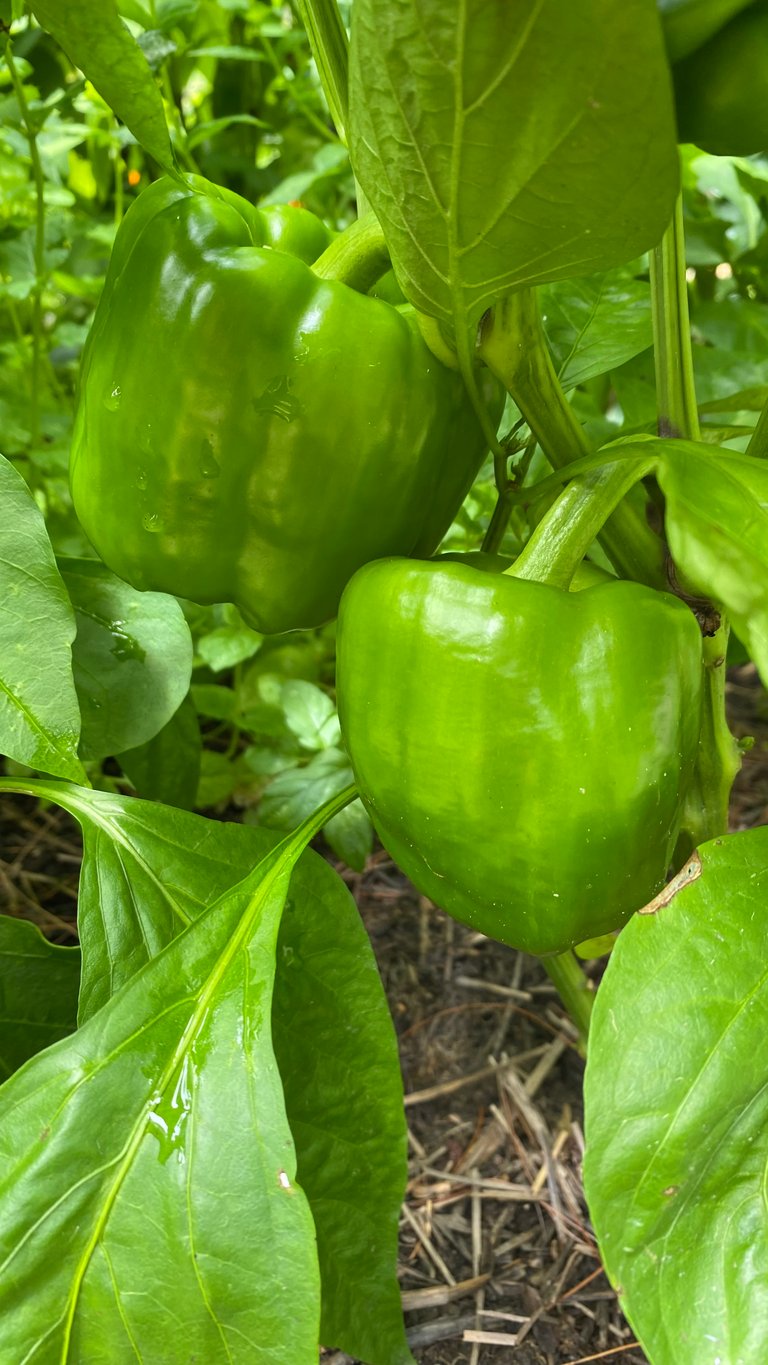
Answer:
337, 556, 703, 956
70, 177, 498, 634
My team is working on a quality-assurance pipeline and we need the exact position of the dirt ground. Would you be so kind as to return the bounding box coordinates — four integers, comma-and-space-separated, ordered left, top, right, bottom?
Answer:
1, 663, 766, 1365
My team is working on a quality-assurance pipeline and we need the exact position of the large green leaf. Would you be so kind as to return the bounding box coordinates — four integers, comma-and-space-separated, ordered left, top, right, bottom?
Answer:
0, 916, 79, 1079
0, 456, 86, 783
658, 0, 755, 61
30, 0, 176, 175
652, 441, 768, 682
0, 831, 320, 1363
542, 269, 653, 390
274, 871, 413, 1365
0, 779, 411, 1364
7, 782, 270, 1023
584, 827, 768, 1364
61, 558, 193, 762
349, 0, 679, 337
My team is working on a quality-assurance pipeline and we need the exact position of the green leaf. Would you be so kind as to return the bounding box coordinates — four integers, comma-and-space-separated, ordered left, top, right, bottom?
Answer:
281, 679, 340, 751
584, 827, 768, 1365
22, 782, 266, 1022
0, 916, 80, 1079
324, 798, 373, 872
0, 832, 321, 1362
657, 0, 756, 61
196, 620, 263, 672
0, 456, 86, 783
260, 747, 352, 830
29, 0, 176, 175
61, 557, 193, 762
349, 0, 679, 337
0, 778, 409, 1363
274, 866, 412, 1365
652, 441, 768, 683
118, 693, 202, 809
542, 269, 653, 390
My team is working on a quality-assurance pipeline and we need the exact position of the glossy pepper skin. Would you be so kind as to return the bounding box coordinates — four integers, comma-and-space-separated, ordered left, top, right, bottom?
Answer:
70, 177, 497, 634
672, 1, 768, 155
337, 558, 703, 957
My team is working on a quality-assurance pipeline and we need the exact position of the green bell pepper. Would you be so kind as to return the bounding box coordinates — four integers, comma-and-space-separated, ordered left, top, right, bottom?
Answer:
672, 1, 768, 154
337, 557, 703, 957
70, 177, 497, 634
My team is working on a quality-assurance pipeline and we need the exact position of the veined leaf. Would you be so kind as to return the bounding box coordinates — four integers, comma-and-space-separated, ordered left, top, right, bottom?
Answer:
30, 0, 176, 176
584, 827, 768, 1364
0, 779, 411, 1363
0, 456, 86, 784
652, 441, 768, 682
349, 0, 678, 339
0, 826, 322, 1363
61, 557, 193, 762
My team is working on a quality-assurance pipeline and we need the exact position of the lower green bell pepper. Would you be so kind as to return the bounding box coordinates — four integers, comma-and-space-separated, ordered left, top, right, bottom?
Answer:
337, 557, 703, 957
70, 177, 497, 634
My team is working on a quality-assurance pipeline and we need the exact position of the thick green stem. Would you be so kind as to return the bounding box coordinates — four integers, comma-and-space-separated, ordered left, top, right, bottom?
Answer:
649, 195, 700, 440
478, 289, 666, 589
651, 195, 738, 842
746, 397, 768, 459
681, 630, 742, 847
295, 0, 350, 143
543, 951, 593, 1056
312, 214, 390, 291
4, 36, 45, 446
508, 461, 653, 590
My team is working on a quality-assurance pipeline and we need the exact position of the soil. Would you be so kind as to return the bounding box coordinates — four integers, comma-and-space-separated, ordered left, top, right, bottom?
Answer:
1, 664, 767, 1365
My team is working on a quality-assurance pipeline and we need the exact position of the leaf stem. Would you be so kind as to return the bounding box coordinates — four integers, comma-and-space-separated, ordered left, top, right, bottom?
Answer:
294, 0, 350, 142
478, 288, 666, 589
542, 951, 593, 1056
4, 35, 46, 447
650, 195, 738, 843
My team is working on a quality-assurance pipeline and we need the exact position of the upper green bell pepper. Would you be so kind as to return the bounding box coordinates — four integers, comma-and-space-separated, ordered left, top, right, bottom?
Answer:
337, 557, 703, 957
671, 1, 768, 154
70, 177, 497, 634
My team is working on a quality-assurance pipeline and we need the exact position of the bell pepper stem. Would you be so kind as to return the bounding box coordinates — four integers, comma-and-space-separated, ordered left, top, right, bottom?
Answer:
542, 951, 593, 1056
508, 459, 655, 590
312, 214, 392, 292
681, 629, 742, 846
478, 288, 666, 589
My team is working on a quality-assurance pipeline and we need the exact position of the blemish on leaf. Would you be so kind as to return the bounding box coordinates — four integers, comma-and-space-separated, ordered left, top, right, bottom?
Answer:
277, 1169, 292, 1191
663, 1185, 679, 1197
637, 853, 702, 914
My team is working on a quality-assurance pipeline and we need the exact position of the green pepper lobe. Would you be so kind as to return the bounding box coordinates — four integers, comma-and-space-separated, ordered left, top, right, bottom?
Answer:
337, 557, 704, 957
70, 177, 497, 634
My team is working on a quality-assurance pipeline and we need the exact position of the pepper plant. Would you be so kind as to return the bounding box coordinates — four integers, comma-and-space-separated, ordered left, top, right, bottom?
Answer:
1, 1, 768, 1362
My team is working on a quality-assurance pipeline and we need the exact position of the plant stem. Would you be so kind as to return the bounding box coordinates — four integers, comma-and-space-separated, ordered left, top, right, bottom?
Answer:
508, 461, 654, 590
4, 36, 45, 447
543, 951, 593, 1055
649, 194, 700, 440
478, 288, 666, 589
294, 0, 350, 142
481, 451, 514, 554
312, 213, 390, 290
650, 194, 739, 843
